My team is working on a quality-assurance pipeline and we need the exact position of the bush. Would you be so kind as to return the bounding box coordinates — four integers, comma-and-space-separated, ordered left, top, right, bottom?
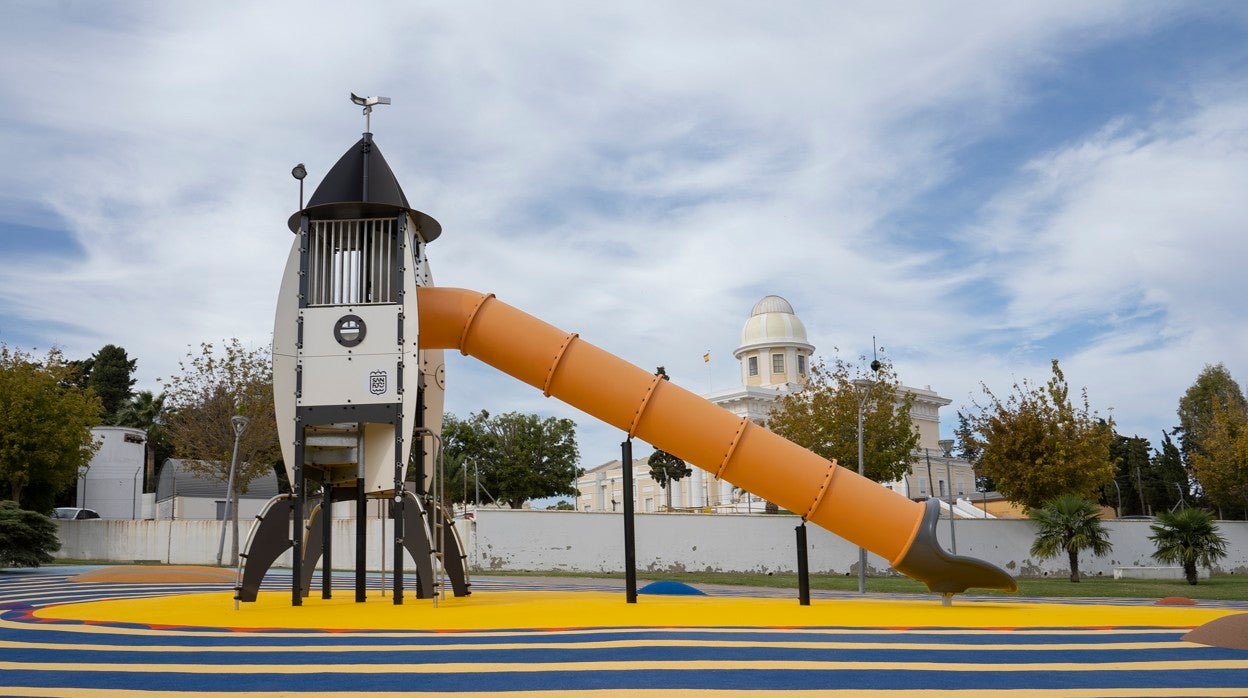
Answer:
0, 500, 61, 567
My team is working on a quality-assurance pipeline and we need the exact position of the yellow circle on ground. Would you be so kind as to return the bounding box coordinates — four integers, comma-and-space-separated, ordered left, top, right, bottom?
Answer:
34, 590, 1237, 632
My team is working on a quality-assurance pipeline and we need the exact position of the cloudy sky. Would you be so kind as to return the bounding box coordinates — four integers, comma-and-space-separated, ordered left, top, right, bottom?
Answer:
3, 2, 1247, 471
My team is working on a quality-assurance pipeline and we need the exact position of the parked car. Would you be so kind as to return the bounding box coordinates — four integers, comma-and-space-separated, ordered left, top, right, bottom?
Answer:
52, 507, 100, 520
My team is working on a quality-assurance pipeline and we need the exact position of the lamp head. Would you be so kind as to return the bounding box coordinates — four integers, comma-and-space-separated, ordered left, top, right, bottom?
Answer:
350, 93, 391, 108
291, 163, 307, 180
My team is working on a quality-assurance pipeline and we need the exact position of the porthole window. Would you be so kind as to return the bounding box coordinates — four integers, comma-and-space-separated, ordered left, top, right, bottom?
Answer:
333, 314, 367, 347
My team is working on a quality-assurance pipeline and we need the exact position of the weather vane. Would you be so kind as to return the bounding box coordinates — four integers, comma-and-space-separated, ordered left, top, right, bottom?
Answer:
350, 93, 391, 132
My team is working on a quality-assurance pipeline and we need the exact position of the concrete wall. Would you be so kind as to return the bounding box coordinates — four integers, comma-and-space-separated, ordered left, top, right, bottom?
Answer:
55, 517, 426, 571
156, 496, 273, 522
55, 510, 1248, 578
460, 510, 1248, 578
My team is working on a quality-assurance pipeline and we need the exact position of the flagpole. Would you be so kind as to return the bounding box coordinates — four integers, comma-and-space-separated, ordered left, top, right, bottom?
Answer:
704, 350, 711, 394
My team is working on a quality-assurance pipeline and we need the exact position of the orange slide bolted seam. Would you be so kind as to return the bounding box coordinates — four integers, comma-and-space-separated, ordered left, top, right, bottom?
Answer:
417, 287, 1016, 594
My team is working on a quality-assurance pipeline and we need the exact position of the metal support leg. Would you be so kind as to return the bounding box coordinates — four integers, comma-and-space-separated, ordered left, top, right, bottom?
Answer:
796, 523, 810, 606
393, 419, 404, 605
622, 439, 636, 604
355, 477, 366, 602
292, 425, 305, 607
322, 489, 332, 599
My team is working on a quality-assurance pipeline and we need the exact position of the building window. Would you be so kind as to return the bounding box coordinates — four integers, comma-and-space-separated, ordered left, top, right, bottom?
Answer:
957, 479, 965, 495
797, 355, 806, 375
919, 479, 928, 496
939, 480, 947, 497
748, 356, 758, 376
771, 353, 784, 374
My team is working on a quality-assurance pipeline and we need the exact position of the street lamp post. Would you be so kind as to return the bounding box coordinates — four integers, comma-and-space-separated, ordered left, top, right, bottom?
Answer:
942, 452, 957, 554
855, 355, 882, 594
216, 414, 250, 567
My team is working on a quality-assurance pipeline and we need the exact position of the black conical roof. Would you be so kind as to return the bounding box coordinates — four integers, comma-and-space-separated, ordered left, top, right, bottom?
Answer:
287, 133, 441, 241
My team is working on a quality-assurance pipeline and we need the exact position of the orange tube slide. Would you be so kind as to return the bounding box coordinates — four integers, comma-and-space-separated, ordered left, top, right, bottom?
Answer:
418, 287, 1016, 593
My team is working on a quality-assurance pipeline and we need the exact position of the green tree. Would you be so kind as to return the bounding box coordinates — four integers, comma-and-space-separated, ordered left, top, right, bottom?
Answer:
1149, 431, 1188, 513
955, 411, 993, 492
83, 344, 137, 423
961, 360, 1114, 510
160, 340, 280, 494
647, 449, 691, 510
1108, 433, 1152, 517
442, 410, 582, 509
0, 346, 103, 509
0, 500, 61, 567
767, 354, 918, 483
1149, 507, 1228, 585
1029, 494, 1113, 582
1177, 364, 1247, 462
433, 450, 473, 507
1187, 400, 1248, 519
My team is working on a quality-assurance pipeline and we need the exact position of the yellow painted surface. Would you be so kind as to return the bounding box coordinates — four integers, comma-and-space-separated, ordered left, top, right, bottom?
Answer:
34, 590, 1236, 632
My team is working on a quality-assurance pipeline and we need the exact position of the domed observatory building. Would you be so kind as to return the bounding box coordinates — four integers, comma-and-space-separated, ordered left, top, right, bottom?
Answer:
695, 296, 815, 510
703, 295, 815, 426
703, 295, 973, 513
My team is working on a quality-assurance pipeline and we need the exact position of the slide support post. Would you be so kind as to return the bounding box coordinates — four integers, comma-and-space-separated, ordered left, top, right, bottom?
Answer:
796, 523, 810, 606
622, 439, 637, 604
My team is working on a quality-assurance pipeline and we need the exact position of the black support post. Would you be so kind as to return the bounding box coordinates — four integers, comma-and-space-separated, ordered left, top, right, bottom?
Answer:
392, 418, 404, 604
321, 487, 332, 599
796, 523, 810, 606
355, 476, 366, 602
413, 378, 429, 600
622, 439, 637, 604
292, 425, 305, 607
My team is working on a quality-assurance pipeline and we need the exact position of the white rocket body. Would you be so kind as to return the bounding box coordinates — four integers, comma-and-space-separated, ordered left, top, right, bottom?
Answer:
272, 213, 443, 494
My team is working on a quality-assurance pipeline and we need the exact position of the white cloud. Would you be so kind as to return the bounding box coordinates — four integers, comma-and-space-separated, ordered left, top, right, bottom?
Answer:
2, 1, 1246, 468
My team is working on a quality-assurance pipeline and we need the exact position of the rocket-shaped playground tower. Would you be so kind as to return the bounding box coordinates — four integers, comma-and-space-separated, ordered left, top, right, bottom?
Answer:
238, 96, 1016, 606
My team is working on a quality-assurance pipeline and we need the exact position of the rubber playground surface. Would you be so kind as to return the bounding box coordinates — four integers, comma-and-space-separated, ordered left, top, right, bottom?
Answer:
2, 566, 1248, 696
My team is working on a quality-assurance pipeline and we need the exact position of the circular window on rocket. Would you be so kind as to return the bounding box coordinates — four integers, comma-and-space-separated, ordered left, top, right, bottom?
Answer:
333, 314, 367, 348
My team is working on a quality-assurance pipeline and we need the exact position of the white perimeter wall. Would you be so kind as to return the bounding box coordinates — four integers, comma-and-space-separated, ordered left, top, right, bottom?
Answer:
55, 510, 1248, 578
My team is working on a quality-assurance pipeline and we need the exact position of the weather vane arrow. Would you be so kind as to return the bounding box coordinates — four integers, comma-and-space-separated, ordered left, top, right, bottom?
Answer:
350, 93, 391, 132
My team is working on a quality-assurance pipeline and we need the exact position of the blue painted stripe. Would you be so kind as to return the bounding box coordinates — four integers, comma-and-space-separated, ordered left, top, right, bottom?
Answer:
3, 667, 1248, 692
4, 643, 1242, 666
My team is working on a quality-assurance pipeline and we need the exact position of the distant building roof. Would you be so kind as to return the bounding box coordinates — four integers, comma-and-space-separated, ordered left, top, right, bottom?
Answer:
155, 459, 281, 502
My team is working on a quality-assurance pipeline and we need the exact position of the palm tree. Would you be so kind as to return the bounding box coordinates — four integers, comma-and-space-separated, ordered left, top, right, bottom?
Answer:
1149, 507, 1228, 585
1029, 494, 1113, 582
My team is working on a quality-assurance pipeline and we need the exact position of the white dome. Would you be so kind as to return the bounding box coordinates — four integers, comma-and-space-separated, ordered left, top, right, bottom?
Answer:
751, 295, 795, 316
739, 295, 809, 346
